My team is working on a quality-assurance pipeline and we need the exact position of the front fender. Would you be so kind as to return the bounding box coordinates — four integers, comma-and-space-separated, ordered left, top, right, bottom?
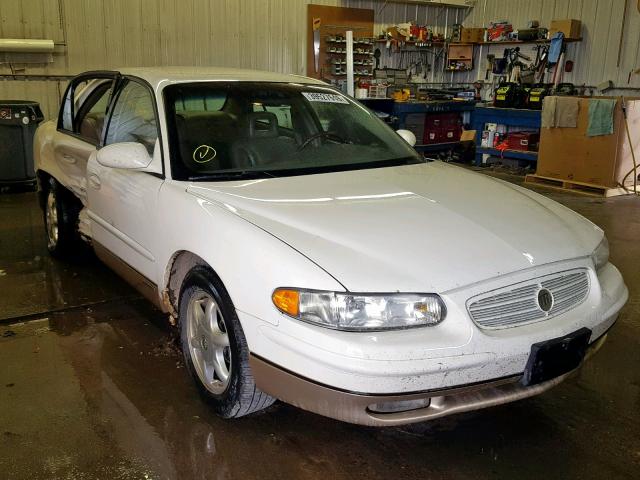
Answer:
155, 181, 345, 328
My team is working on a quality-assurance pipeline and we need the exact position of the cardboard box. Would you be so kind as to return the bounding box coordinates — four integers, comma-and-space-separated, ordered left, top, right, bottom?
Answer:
460, 129, 476, 142
549, 19, 581, 39
536, 97, 640, 187
460, 27, 485, 43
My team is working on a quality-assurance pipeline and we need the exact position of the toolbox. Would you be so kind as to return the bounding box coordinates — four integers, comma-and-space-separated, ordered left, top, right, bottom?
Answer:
527, 84, 552, 109
423, 113, 462, 144
494, 82, 523, 108
506, 131, 539, 151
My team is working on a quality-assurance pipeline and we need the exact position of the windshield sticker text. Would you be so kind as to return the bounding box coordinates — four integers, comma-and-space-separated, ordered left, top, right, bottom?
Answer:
302, 92, 349, 104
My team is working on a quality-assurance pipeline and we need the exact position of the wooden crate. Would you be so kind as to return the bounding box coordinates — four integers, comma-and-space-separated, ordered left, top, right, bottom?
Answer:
536, 97, 640, 190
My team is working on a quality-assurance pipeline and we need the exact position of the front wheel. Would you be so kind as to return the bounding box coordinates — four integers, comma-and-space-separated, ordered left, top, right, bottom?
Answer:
179, 267, 275, 418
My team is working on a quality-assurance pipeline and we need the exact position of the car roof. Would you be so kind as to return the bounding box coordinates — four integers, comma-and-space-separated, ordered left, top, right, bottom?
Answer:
118, 66, 327, 90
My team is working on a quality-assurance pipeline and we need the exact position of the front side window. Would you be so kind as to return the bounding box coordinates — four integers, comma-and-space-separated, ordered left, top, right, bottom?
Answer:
105, 79, 158, 154
163, 82, 421, 181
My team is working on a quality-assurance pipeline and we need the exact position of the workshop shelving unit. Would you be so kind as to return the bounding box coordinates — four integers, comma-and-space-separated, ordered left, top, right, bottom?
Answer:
471, 106, 541, 166
324, 34, 374, 78
306, 4, 375, 85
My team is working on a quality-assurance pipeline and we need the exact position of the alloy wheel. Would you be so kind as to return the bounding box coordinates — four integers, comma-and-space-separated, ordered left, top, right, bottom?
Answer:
45, 191, 59, 249
186, 291, 232, 394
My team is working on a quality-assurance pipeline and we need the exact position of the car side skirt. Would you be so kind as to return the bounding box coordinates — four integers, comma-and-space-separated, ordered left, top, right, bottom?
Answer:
94, 242, 167, 313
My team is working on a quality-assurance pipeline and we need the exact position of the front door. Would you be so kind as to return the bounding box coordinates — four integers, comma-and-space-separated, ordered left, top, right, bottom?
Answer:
86, 77, 164, 282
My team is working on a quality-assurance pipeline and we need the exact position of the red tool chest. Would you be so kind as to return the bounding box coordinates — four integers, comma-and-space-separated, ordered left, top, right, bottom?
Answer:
423, 113, 462, 145
505, 131, 539, 151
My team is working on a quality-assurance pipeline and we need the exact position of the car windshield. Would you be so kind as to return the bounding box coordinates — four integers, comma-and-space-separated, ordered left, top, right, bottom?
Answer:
163, 82, 422, 181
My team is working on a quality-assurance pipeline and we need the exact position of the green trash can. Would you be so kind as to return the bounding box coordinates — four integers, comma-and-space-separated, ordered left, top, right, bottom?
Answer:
0, 100, 44, 185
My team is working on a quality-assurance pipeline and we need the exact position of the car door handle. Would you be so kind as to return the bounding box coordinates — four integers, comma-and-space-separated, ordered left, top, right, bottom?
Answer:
88, 174, 101, 190
61, 154, 77, 164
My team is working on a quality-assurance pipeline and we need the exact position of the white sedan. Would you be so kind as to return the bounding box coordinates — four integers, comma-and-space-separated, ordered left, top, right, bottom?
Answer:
34, 67, 628, 426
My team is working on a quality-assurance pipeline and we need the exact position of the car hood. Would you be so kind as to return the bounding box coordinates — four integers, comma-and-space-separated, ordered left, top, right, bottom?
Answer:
187, 162, 602, 292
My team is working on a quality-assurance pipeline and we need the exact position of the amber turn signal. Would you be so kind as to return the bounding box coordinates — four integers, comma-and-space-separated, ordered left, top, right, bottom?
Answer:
272, 288, 300, 317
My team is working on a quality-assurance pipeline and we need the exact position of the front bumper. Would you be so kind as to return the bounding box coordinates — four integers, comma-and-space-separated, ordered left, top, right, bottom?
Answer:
251, 333, 609, 426
241, 259, 627, 425
242, 260, 627, 395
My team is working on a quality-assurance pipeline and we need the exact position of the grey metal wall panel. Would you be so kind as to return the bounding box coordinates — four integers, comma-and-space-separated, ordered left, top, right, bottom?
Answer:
0, 0, 339, 118
462, 0, 639, 91
2, 0, 638, 120
344, 0, 640, 93
344, 0, 470, 82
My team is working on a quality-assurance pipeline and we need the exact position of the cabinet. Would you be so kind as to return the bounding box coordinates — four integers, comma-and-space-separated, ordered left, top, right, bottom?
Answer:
446, 43, 473, 71
471, 106, 541, 166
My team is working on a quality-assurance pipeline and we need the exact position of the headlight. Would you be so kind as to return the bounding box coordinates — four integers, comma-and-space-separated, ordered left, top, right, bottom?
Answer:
591, 237, 609, 270
272, 288, 446, 331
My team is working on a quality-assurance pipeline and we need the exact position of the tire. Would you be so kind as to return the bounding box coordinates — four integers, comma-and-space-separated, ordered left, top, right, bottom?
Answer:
179, 266, 275, 418
43, 178, 80, 258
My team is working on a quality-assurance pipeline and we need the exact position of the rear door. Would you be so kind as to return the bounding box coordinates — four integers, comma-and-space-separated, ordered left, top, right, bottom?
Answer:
53, 72, 119, 201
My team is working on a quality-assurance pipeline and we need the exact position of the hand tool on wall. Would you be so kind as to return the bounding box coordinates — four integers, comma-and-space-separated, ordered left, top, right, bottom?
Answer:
485, 54, 495, 80
374, 48, 381, 71
533, 44, 549, 83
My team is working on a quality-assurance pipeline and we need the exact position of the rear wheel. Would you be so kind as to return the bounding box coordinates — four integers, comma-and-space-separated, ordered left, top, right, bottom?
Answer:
179, 266, 275, 418
43, 178, 80, 258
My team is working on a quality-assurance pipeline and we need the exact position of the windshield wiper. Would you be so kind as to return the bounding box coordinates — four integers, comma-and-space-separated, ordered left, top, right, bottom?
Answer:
187, 170, 277, 181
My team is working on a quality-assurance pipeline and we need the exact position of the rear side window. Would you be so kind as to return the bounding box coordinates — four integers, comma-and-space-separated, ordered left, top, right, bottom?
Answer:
58, 77, 115, 144
105, 80, 158, 154
60, 85, 74, 131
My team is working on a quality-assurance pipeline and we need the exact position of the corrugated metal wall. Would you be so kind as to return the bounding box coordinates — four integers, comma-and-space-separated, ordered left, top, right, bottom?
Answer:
1, 0, 638, 119
346, 0, 640, 92
345, 0, 468, 36
463, 0, 640, 92
0, 0, 340, 119
343, 0, 470, 83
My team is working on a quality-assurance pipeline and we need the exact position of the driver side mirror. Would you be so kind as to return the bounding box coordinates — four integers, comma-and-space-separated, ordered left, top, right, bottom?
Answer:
96, 142, 152, 170
396, 129, 417, 147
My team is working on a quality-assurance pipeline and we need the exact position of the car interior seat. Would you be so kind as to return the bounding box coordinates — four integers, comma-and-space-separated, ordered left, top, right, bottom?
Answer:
231, 112, 297, 169
175, 111, 237, 172
79, 113, 105, 144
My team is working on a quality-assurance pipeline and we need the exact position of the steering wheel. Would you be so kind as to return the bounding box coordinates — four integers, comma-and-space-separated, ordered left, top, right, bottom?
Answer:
297, 131, 347, 151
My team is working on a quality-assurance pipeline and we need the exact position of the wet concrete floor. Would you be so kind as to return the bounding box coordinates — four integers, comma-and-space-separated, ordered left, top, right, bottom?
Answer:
1, 177, 639, 479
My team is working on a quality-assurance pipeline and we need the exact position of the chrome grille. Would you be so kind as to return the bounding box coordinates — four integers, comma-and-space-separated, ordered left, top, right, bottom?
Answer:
467, 270, 590, 329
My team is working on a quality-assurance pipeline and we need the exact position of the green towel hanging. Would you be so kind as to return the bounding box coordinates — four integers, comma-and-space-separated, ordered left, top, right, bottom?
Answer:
587, 99, 616, 137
